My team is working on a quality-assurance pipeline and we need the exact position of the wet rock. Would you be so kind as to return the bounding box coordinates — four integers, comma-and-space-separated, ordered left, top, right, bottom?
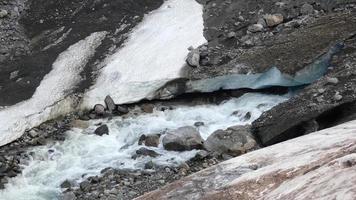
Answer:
94, 124, 109, 136
194, 122, 205, 127
264, 14, 284, 27
243, 112, 252, 121
93, 104, 106, 116
116, 105, 129, 115
0, 10, 8, 18
60, 180, 72, 189
301, 3, 314, 15
144, 161, 155, 169
186, 48, 200, 67
61, 192, 76, 200
248, 24, 263, 33
134, 147, 160, 158
141, 104, 154, 113
205, 125, 257, 157
138, 134, 160, 147
80, 180, 90, 191
104, 95, 116, 112
71, 120, 89, 129
162, 126, 204, 151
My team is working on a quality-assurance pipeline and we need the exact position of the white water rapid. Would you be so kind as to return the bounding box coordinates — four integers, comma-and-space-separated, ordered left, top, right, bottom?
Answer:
0, 93, 288, 200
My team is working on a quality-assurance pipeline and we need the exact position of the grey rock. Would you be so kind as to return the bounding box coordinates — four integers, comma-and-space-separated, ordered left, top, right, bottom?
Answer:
227, 32, 236, 38
205, 125, 257, 157
194, 122, 205, 127
104, 95, 116, 112
61, 192, 76, 200
94, 104, 106, 116
60, 180, 72, 189
116, 105, 129, 115
334, 92, 343, 101
134, 147, 160, 158
248, 24, 263, 33
326, 77, 339, 84
264, 14, 284, 27
138, 134, 160, 147
80, 180, 91, 191
94, 125, 109, 136
186, 48, 200, 67
301, 3, 314, 15
141, 104, 154, 113
9, 70, 19, 80
162, 126, 204, 151
0, 10, 8, 18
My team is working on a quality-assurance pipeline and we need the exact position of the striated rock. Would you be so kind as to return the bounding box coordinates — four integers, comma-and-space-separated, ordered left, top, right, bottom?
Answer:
162, 126, 204, 151
205, 125, 257, 157
94, 124, 109, 136
137, 121, 356, 200
104, 95, 116, 112
264, 14, 284, 27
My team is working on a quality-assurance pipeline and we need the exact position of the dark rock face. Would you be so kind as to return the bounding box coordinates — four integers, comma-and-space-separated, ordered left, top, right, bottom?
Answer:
162, 126, 204, 151
205, 125, 257, 157
0, 0, 164, 106
94, 124, 109, 136
104, 95, 116, 112
133, 147, 160, 158
252, 35, 356, 146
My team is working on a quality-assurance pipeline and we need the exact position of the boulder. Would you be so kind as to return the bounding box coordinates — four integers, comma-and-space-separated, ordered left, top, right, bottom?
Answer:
186, 48, 200, 67
162, 126, 204, 151
60, 192, 76, 200
116, 105, 129, 115
138, 134, 160, 147
133, 147, 160, 158
205, 125, 257, 157
104, 95, 116, 112
264, 14, 284, 27
300, 3, 314, 15
93, 104, 106, 116
94, 125, 109, 136
141, 104, 154, 113
248, 24, 263, 33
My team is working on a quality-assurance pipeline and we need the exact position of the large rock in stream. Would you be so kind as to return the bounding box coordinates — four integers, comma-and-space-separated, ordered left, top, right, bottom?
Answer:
162, 126, 204, 151
136, 120, 356, 200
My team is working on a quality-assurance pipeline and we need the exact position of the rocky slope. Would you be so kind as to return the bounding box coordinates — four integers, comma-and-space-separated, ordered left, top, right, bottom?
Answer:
137, 120, 356, 200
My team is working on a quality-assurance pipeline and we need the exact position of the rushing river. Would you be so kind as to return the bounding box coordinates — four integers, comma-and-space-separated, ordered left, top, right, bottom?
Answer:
0, 93, 287, 200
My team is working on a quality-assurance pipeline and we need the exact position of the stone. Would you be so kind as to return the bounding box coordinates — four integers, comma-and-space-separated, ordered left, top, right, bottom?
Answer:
334, 92, 343, 101
141, 104, 154, 113
116, 105, 129, 115
9, 70, 19, 80
300, 3, 314, 15
93, 104, 106, 116
60, 180, 72, 189
204, 125, 257, 157
162, 126, 204, 151
134, 147, 160, 158
326, 77, 339, 84
248, 24, 263, 33
61, 192, 77, 200
264, 14, 284, 27
194, 122, 205, 127
186, 48, 200, 67
104, 95, 116, 112
80, 180, 91, 191
138, 134, 160, 147
71, 120, 89, 129
144, 161, 155, 169
227, 32, 236, 38
0, 10, 8, 18
257, 18, 267, 27
243, 112, 252, 121
94, 125, 109, 136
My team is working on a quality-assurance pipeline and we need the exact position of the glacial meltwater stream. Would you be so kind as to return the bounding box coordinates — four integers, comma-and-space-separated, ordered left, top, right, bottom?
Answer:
0, 93, 288, 200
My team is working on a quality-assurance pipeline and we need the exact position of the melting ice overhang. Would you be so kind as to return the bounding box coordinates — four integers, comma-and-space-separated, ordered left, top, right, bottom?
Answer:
155, 42, 344, 98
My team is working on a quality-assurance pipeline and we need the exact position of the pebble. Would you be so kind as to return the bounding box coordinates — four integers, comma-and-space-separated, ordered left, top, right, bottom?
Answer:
264, 14, 284, 27
326, 77, 339, 84
333, 92, 343, 101
0, 10, 8, 18
248, 24, 264, 33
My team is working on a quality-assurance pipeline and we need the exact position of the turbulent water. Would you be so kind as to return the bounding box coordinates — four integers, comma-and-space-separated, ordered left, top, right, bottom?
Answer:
0, 93, 288, 200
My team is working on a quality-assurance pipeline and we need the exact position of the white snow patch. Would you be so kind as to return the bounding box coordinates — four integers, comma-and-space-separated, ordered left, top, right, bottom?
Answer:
82, 0, 206, 108
0, 32, 107, 146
